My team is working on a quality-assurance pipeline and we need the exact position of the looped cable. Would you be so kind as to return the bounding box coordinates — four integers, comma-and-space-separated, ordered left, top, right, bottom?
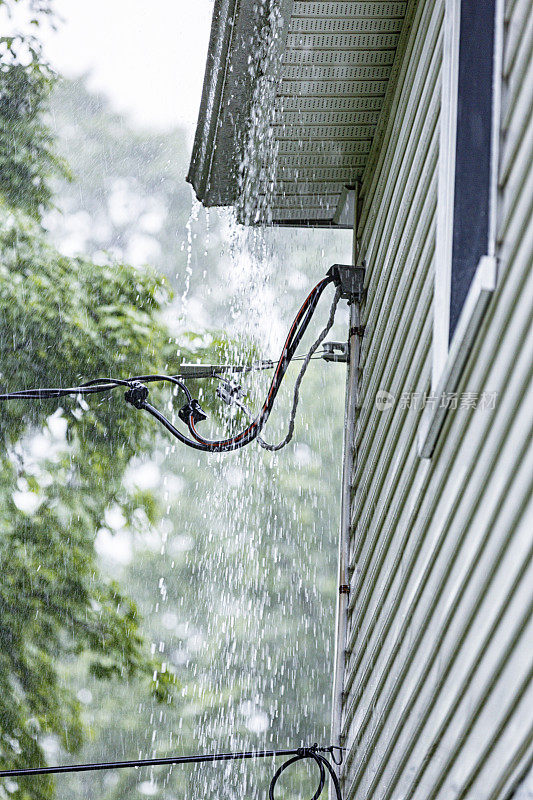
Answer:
0, 273, 342, 455
184, 276, 334, 452
268, 745, 342, 800
257, 285, 342, 451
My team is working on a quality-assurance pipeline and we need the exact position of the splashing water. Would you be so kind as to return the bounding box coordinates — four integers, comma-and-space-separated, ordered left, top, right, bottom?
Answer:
180, 195, 202, 319
32, 3, 352, 796
134, 3, 352, 795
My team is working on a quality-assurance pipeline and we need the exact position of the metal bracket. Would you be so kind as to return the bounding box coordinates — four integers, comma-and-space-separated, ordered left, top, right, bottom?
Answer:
322, 342, 348, 363
350, 325, 365, 338
179, 364, 225, 379
328, 263, 366, 301
216, 380, 244, 406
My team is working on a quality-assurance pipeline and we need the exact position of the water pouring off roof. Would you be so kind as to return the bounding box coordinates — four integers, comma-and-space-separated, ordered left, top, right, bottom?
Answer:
187, 0, 408, 226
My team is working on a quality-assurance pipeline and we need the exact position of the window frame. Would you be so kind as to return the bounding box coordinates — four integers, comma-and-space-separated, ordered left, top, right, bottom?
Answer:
418, 0, 504, 458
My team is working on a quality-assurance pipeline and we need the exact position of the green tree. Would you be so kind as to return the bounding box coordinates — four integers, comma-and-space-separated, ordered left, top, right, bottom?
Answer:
0, 7, 181, 798
0, 7, 351, 800
0, 2, 61, 218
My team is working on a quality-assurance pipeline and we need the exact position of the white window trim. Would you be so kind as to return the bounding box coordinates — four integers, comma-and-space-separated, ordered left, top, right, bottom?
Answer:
418, 0, 504, 459
419, 255, 497, 458
432, 0, 461, 387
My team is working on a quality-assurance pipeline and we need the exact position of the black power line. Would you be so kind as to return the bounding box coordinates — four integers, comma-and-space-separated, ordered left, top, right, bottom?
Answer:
0, 270, 349, 453
0, 743, 343, 799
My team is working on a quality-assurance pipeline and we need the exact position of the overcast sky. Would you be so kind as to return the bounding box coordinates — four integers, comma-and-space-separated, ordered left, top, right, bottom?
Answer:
19, 0, 214, 133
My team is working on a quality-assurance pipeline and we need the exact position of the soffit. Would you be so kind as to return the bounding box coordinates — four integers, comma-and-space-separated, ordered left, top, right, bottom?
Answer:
188, 0, 408, 227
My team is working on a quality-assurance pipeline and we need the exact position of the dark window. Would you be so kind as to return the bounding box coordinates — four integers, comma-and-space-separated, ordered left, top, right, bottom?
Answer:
449, 0, 497, 341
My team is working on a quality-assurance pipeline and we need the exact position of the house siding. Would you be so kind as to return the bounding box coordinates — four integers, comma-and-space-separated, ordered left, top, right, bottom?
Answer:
341, 0, 533, 798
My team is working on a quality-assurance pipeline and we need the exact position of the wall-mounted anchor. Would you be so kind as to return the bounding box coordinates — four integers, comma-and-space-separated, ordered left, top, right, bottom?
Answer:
322, 342, 349, 363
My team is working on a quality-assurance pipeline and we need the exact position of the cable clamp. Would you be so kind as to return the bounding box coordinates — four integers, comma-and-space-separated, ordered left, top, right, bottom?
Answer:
216, 381, 244, 406
339, 584, 350, 595
350, 326, 365, 338
124, 381, 149, 409
179, 399, 207, 425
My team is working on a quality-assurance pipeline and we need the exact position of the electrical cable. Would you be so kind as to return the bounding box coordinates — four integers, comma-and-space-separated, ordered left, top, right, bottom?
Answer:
216, 286, 340, 451
182, 349, 331, 379
256, 285, 341, 451
184, 276, 334, 452
144, 276, 334, 453
0, 375, 192, 404
0, 272, 346, 454
0, 743, 343, 800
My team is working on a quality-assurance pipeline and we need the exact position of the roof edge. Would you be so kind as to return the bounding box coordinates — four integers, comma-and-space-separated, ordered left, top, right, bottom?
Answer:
186, 0, 239, 203
187, 0, 294, 210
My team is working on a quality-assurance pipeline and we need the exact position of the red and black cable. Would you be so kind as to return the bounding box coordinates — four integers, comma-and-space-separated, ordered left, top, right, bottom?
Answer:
184, 276, 333, 452
0, 272, 341, 454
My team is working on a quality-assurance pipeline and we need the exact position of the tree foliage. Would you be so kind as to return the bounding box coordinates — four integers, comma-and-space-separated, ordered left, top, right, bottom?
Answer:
0, 0, 66, 218
0, 3, 351, 799
0, 4, 182, 796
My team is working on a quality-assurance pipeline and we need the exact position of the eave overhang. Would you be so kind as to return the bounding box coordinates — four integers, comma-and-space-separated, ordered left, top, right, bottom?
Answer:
187, 0, 408, 227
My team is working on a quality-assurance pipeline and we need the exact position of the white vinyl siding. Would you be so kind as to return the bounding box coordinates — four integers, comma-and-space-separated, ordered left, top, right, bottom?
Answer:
339, 0, 533, 797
